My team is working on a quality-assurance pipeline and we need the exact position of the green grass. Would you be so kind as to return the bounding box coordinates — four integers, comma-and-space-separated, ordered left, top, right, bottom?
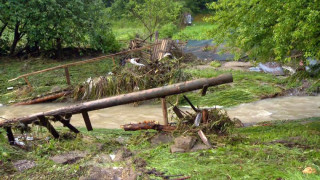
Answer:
180, 68, 284, 107
133, 117, 320, 180
1, 118, 320, 179
172, 22, 216, 40
0, 58, 117, 104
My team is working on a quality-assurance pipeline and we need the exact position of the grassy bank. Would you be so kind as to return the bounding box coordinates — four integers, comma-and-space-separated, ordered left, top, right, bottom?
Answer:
0, 58, 117, 104
1, 117, 319, 179
180, 68, 285, 107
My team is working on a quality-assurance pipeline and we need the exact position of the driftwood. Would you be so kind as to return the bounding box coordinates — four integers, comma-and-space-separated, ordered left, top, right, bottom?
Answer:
0, 74, 233, 127
122, 122, 176, 132
13, 91, 72, 106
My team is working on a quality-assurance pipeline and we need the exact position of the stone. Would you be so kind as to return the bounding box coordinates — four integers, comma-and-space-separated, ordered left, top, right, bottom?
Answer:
114, 148, 133, 162
173, 136, 196, 151
13, 160, 36, 172
50, 151, 87, 164
190, 142, 211, 152
150, 133, 173, 145
170, 145, 186, 153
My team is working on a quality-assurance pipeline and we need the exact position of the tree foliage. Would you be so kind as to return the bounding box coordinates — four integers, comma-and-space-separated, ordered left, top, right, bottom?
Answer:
207, 0, 320, 62
0, 0, 119, 57
128, 0, 184, 35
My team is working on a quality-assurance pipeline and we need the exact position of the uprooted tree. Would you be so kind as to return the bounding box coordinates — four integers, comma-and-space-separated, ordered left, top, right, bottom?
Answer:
207, 0, 320, 63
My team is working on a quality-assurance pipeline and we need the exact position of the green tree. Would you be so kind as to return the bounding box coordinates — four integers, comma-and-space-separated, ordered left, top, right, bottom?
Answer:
207, 0, 320, 62
0, 0, 119, 57
129, 0, 183, 35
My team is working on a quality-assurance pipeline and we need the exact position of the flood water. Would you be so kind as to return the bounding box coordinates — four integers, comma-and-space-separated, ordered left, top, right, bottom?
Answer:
0, 96, 319, 129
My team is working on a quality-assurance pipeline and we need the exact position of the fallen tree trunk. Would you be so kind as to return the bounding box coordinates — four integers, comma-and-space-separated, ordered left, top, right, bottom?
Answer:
122, 122, 176, 132
0, 74, 233, 127
13, 91, 72, 106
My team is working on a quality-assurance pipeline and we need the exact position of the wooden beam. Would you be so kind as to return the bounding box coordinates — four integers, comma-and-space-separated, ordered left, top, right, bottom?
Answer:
81, 111, 93, 131
173, 106, 184, 119
161, 97, 168, 125
53, 115, 79, 133
23, 76, 32, 90
5, 127, 15, 145
38, 116, 60, 138
64, 67, 71, 85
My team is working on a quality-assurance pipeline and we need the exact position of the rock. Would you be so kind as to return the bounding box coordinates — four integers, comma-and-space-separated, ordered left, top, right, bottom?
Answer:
114, 148, 133, 162
13, 160, 36, 172
50, 151, 87, 164
170, 136, 197, 153
150, 133, 173, 145
170, 145, 186, 153
190, 142, 211, 152
174, 136, 196, 151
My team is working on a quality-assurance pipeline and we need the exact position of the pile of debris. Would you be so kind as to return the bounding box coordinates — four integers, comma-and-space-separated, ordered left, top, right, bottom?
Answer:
122, 96, 243, 153
74, 56, 190, 100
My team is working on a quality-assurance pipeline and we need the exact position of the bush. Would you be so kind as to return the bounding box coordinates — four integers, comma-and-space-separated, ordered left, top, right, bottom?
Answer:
159, 23, 178, 39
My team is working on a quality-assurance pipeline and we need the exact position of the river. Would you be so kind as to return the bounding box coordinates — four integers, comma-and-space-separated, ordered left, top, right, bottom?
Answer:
0, 96, 319, 129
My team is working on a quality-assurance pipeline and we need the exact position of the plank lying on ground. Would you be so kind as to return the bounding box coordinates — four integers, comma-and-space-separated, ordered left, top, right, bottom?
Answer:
9, 43, 159, 82
13, 91, 72, 106
0, 74, 233, 127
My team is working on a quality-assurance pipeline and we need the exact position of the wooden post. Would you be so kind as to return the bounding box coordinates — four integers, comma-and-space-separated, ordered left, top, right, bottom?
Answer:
202, 109, 209, 124
5, 127, 15, 145
112, 57, 116, 66
23, 76, 32, 90
82, 111, 93, 131
161, 97, 168, 125
38, 115, 60, 138
201, 85, 209, 96
64, 67, 71, 85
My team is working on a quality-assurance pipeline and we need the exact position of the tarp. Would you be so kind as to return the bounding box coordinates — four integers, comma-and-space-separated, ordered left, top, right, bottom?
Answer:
182, 40, 234, 61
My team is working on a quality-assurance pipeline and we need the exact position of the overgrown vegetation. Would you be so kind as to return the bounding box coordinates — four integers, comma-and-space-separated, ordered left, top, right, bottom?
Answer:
207, 0, 320, 62
1, 118, 319, 179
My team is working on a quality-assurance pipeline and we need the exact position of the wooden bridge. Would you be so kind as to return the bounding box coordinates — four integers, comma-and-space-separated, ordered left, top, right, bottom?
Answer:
1, 74, 233, 145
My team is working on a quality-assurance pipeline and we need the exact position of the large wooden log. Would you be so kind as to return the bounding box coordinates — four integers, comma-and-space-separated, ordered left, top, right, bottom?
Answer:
0, 74, 233, 127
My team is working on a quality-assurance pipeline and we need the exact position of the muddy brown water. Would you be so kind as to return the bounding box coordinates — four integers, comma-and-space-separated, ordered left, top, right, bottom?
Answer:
0, 96, 319, 129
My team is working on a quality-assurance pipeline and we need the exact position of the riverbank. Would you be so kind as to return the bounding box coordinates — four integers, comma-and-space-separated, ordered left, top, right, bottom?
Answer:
1, 117, 319, 179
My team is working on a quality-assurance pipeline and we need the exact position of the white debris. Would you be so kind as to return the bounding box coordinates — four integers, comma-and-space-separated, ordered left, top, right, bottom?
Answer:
14, 138, 25, 146
162, 53, 173, 59
26, 137, 34, 141
249, 67, 262, 72
129, 58, 145, 67
7, 87, 14, 90
109, 154, 116, 160
107, 72, 114, 76
282, 66, 296, 75
0, 104, 3, 107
